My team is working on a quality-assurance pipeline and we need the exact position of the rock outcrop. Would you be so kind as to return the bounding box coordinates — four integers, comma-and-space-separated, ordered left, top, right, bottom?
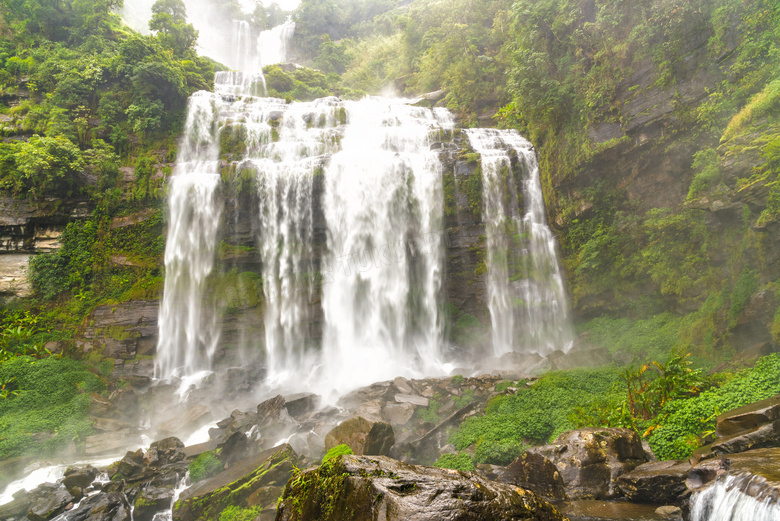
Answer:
276, 454, 569, 521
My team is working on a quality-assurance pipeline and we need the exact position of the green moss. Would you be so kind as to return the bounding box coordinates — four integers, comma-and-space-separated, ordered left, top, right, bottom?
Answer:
322, 444, 353, 464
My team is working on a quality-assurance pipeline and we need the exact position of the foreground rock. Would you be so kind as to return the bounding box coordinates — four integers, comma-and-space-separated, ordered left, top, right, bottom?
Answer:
522, 428, 646, 500
276, 454, 569, 521
172, 444, 297, 521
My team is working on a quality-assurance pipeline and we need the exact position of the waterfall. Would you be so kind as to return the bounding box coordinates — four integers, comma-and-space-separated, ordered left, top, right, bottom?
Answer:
258, 18, 296, 67
465, 129, 572, 357
156, 90, 223, 381
691, 474, 780, 521
318, 99, 452, 396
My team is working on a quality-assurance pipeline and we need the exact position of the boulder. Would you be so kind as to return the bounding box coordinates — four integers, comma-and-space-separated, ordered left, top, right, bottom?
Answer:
528, 427, 647, 499
499, 451, 568, 500
0, 490, 31, 519
173, 444, 297, 521
383, 403, 415, 425
616, 460, 692, 503
63, 465, 98, 490
276, 454, 568, 521
324, 417, 395, 456
27, 489, 74, 521
715, 394, 780, 437
394, 393, 429, 407
284, 393, 320, 417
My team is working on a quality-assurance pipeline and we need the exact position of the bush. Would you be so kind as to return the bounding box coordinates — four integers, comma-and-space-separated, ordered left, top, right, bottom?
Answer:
189, 450, 223, 482
433, 452, 475, 472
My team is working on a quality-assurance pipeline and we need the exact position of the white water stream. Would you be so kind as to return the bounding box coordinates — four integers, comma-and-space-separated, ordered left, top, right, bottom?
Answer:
690, 474, 780, 521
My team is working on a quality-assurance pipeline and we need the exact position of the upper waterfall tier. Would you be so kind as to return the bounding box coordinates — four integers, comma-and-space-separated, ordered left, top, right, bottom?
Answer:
157, 84, 573, 396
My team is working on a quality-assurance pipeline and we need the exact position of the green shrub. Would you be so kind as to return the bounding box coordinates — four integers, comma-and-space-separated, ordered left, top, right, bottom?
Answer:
433, 452, 475, 472
321, 443, 353, 464
189, 450, 223, 482
687, 148, 721, 200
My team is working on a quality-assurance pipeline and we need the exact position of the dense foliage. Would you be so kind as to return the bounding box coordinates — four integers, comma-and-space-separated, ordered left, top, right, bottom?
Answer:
0, 355, 105, 459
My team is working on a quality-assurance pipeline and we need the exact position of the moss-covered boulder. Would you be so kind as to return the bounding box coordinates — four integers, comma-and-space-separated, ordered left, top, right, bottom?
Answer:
276, 454, 568, 521
324, 417, 395, 456
172, 444, 297, 521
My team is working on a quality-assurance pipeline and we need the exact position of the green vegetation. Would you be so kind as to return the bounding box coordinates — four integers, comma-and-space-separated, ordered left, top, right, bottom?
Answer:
189, 450, 224, 482
0, 355, 105, 459
433, 452, 475, 472
448, 367, 619, 465
219, 506, 264, 521
322, 444, 353, 464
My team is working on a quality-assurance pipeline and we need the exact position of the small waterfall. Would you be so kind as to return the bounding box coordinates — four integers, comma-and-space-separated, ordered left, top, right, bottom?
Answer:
156, 90, 223, 381
691, 474, 780, 521
318, 98, 452, 396
258, 18, 296, 67
466, 129, 572, 357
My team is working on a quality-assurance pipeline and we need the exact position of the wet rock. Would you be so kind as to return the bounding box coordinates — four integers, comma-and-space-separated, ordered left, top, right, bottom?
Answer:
393, 376, 414, 395
715, 394, 780, 437
133, 486, 174, 521
173, 444, 297, 521
63, 465, 98, 490
284, 392, 320, 418
276, 454, 568, 521
92, 417, 134, 433
324, 417, 395, 456
64, 492, 131, 521
216, 431, 250, 466
256, 395, 287, 422
145, 437, 186, 467
27, 489, 74, 521
499, 451, 568, 500
528, 427, 647, 499
616, 460, 691, 503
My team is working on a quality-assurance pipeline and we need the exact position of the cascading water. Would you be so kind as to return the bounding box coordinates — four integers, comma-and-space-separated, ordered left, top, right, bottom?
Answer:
690, 474, 780, 521
258, 18, 295, 67
318, 99, 453, 396
466, 129, 573, 357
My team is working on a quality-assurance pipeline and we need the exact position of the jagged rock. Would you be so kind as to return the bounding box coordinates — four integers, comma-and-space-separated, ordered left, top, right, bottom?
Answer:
27, 489, 74, 521
216, 431, 250, 466
64, 492, 131, 521
145, 437, 186, 467
284, 393, 320, 417
499, 451, 568, 500
616, 460, 691, 503
528, 427, 647, 499
257, 395, 287, 422
383, 403, 415, 425
173, 444, 297, 521
324, 417, 395, 456
393, 377, 414, 394
276, 454, 568, 521
715, 394, 780, 437
113, 449, 151, 481
133, 486, 174, 521
63, 466, 98, 490
394, 393, 429, 407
